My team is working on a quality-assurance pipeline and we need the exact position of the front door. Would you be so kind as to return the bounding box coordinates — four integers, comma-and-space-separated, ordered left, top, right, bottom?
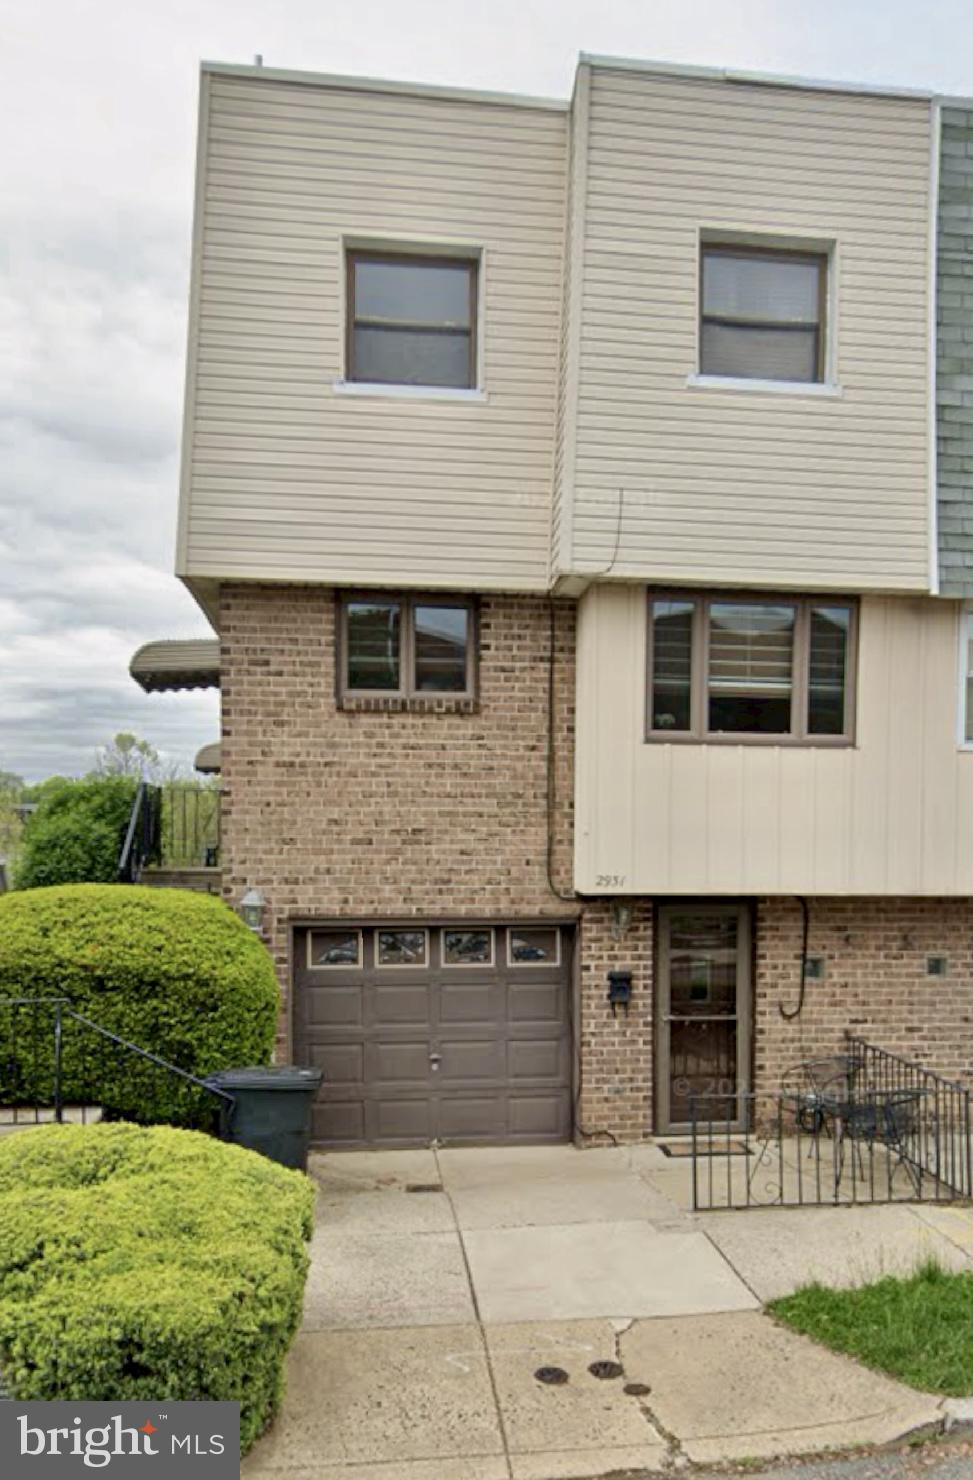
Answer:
656, 904, 751, 1133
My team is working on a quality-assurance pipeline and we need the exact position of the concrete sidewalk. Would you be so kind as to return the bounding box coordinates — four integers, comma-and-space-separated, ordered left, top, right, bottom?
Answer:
242, 1144, 973, 1480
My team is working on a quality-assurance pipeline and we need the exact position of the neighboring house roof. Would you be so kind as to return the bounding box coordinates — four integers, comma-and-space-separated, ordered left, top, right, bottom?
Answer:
129, 640, 220, 693
194, 742, 221, 774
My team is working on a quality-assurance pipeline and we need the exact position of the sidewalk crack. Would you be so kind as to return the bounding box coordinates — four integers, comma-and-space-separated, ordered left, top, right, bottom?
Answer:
434, 1146, 513, 1480
614, 1320, 686, 1469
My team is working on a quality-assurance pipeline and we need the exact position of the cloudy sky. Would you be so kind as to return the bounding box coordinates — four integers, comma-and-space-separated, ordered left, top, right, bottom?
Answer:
3, 0, 972, 781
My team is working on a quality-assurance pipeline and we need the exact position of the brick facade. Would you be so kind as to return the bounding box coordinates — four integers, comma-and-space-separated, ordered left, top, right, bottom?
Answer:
755, 896, 973, 1091
576, 900, 654, 1143
219, 583, 578, 1053
218, 583, 973, 1144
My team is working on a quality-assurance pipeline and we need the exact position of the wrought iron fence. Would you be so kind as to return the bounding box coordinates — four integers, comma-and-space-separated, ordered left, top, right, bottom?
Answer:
160, 783, 221, 869
691, 1038, 973, 1211
0, 998, 233, 1135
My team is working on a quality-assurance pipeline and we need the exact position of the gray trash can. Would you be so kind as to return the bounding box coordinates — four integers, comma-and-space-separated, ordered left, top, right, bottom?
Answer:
206, 1066, 323, 1170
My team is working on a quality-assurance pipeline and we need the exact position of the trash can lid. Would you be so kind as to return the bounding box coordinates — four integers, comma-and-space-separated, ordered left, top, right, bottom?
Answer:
205, 1065, 323, 1091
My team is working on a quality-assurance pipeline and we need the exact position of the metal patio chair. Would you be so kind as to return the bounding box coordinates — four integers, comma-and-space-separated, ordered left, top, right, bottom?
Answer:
836, 1087, 927, 1195
781, 1054, 864, 1140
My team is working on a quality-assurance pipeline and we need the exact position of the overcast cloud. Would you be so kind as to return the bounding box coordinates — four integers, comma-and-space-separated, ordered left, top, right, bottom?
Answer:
2, 0, 972, 780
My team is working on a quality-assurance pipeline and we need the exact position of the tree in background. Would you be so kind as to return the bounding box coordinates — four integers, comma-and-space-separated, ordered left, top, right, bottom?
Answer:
93, 732, 170, 783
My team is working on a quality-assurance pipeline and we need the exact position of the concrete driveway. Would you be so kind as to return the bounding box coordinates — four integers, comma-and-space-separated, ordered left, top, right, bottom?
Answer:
243, 1144, 973, 1480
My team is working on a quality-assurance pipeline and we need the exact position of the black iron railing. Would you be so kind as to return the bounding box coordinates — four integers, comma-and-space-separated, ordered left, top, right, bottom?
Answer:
690, 1038, 973, 1211
117, 782, 162, 883
0, 998, 233, 1134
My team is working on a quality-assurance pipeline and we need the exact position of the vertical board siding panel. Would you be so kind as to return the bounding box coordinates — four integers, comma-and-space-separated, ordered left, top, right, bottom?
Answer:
810, 750, 852, 893
884, 600, 924, 893
183, 73, 568, 589
705, 746, 745, 891
668, 744, 710, 890
777, 746, 816, 892
574, 588, 969, 896
573, 578, 599, 887
920, 601, 960, 892
569, 68, 931, 591
740, 748, 782, 893
850, 597, 891, 891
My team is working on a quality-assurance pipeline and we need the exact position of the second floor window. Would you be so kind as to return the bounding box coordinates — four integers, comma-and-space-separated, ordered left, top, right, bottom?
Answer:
347, 251, 478, 389
648, 593, 855, 744
700, 244, 827, 384
341, 594, 475, 698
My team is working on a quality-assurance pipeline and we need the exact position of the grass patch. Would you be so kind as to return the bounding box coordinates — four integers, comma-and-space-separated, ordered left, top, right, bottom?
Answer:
771, 1259, 973, 1396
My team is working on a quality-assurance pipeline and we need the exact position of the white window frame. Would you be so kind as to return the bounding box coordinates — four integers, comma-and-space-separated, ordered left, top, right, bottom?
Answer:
335, 232, 487, 401
689, 228, 841, 395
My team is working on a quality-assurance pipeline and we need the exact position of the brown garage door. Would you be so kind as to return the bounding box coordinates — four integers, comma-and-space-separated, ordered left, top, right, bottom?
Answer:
293, 923, 573, 1147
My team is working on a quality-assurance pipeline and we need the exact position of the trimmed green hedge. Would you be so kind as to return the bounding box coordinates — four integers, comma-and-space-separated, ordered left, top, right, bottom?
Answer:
15, 776, 138, 889
0, 1123, 315, 1452
0, 885, 279, 1123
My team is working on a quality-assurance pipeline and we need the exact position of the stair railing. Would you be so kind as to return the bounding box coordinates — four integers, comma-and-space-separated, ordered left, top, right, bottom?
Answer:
0, 997, 234, 1133
117, 782, 162, 883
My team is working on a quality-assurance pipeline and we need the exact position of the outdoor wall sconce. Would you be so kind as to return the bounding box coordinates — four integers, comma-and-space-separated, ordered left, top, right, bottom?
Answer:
611, 900, 633, 941
607, 969, 633, 1017
239, 887, 266, 933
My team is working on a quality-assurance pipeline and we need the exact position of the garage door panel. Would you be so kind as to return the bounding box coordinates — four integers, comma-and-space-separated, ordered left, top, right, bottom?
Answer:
294, 924, 573, 1148
314, 1100, 365, 1143
509, 980, 568, 1023
509, 1093, 571, 1138
507, 1038, 563, 1081
371, 1040, 433, 1084
374, 1097, 434, 1142
439, 981, 499, 1025
312, 1043, 364, 1084
439, 1096, 505, 1141
373, 983, 431, 1025
439, 1037, 505, 1081
305, 985, 363, 1027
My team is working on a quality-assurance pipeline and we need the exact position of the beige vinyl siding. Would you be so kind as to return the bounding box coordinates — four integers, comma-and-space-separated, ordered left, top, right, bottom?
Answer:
179, 71, 567, 590
563, 68, 932, 591
576, 584, 973, 895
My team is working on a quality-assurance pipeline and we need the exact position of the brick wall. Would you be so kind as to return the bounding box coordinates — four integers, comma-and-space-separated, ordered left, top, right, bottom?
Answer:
219, 584, 577, 1052
576, 900, 654, 1143
755, 896, 973, 1091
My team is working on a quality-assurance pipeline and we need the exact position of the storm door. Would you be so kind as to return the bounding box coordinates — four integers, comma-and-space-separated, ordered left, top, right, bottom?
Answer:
656, 904, 751, 1132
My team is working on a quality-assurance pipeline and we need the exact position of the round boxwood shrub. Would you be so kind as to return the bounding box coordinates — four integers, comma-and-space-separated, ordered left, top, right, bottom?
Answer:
0, 885, 279, 1122
0, 1123, 315, 1452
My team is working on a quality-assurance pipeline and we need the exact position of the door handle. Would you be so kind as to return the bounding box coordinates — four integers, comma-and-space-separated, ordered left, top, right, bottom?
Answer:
429, 1052, 442, 1071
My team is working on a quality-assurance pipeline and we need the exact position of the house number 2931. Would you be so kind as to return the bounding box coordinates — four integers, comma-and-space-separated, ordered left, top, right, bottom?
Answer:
596, 874, 627, 887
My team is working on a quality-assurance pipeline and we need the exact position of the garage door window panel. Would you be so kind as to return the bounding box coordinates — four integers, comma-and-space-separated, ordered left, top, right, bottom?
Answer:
309, 929, 363, 968
443, 929, 495, 966
377, 929, 429, 967
508, 927, 561, 966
